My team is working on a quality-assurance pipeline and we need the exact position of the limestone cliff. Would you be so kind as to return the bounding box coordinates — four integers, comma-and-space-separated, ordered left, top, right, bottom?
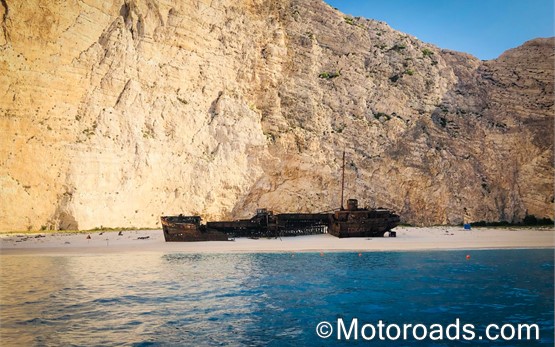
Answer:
0, 0, 553, 231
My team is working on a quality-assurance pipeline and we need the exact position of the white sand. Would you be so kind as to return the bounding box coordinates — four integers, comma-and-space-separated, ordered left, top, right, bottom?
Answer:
0, 227, 553, 255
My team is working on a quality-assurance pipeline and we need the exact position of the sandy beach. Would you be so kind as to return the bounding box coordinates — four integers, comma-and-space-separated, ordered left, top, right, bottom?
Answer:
0, 226, 553, 255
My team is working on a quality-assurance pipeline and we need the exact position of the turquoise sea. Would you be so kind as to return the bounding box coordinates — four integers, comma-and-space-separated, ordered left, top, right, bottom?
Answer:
1, 249, 553, 346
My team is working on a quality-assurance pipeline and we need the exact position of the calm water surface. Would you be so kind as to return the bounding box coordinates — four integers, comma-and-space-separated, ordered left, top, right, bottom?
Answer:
1, 249, 553, 346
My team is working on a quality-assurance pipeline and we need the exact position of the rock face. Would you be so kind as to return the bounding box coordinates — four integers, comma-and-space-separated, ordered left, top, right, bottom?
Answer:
0, 0, 553, 231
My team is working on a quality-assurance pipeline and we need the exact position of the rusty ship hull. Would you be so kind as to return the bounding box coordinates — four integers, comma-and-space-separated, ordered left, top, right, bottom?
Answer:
206, 209, 330, 238
161, 202, 399, 241
328, 200, 400, 238
161, 152, 400, 241
161, 215, 228, 242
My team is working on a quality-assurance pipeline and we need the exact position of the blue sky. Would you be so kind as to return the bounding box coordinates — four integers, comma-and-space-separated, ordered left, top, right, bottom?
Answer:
324, 0, 554, 60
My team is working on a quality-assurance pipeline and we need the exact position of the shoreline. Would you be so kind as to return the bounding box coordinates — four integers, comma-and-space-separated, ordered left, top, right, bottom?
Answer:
1, 224, 552, 235
1, 227, 553, 256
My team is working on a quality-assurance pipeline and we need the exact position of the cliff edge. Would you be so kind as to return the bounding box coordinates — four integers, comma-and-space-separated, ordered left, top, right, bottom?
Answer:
0, 0, 553, 230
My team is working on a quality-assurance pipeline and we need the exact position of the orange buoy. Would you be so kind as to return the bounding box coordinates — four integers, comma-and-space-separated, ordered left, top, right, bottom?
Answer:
466, 255, 471, 260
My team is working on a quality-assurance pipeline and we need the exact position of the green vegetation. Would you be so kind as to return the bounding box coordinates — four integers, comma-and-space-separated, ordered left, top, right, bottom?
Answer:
142, 128, 155, 139
523, 215, 554, 225
332, 123, 346, 133
389, 44, 406, 52
437, 104, 449, 113
319, 71, 340, 79
471, 215, 554, 227
373, 112, 391, 121
5, 226, 155, 235
343, 16, 366, 29
389, 74, 400, 83
89, 226, 150, 232
82, 128, 95, 136
81, 120, 98, 137
436, 116, 447, 128
344, 16, 355, 25
422, 48, 434, 57
264, 132, 276, 143
404, 69, 414, 76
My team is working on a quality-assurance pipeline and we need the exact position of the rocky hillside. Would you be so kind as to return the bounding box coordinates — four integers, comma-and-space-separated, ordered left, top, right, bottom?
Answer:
0, 0, 553, 231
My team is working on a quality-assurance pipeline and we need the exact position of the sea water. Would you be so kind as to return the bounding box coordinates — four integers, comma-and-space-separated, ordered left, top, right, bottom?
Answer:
1, 249, 553, 346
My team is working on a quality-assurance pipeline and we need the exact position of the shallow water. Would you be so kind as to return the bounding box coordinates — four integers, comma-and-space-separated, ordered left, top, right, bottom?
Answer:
1, 249, 553, 346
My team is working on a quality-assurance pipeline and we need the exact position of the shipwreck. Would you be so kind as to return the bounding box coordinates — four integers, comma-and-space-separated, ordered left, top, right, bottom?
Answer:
161, 152, 400, 241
